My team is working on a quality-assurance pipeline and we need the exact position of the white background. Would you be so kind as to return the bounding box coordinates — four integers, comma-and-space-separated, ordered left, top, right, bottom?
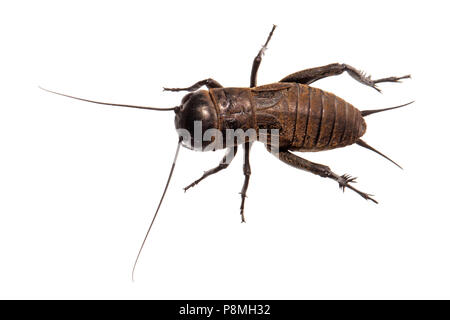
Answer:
1, 0, 449, 299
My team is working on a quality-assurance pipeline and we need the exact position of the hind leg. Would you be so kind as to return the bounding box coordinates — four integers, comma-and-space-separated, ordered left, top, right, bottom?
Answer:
268, 147, 377, 203
280, 63, 410, 93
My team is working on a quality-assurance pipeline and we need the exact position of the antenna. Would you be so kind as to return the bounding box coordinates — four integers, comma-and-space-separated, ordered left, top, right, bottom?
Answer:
39, 87, 179, 112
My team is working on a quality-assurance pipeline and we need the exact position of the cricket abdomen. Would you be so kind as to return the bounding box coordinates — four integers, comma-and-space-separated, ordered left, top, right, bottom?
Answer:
291, 84, 366, 151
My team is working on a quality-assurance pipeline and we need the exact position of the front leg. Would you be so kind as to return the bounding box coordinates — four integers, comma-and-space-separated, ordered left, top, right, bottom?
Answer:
239, 142, 253, 222
268, 147, 377, 203
184, 146, 238, 191
280, 63, 410, 93
163, 78, 223, 92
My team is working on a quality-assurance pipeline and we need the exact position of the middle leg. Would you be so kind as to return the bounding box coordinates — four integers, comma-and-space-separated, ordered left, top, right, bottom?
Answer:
250, 25, 277, 87
280, 63, 410, 93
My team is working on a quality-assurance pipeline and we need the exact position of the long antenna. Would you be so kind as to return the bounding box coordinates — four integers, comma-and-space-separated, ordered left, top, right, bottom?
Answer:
39, 87, 179, 111
132, 137, 182, 281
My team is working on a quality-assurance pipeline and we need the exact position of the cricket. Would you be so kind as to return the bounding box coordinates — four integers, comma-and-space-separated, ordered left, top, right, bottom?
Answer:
41, 25, 412, 279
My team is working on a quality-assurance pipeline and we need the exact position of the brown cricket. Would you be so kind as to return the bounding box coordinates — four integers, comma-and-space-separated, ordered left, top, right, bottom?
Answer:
41, 25, 412, 279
